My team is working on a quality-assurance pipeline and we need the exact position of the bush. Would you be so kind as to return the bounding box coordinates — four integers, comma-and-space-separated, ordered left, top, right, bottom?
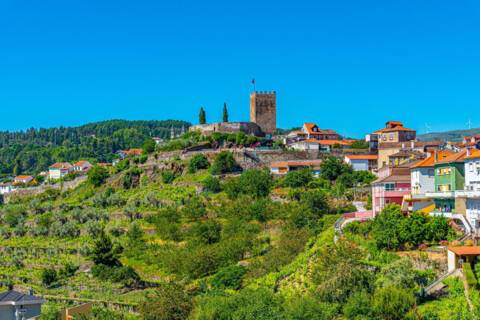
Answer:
202, 175, 221, 193
372, 286, 415, 320
161, 171, 176, 184
211, 265, 246, 290
188, 154, 210, 173
88, 166, 109, 187
283, 169, 313, 188
237, 169, 272, 198
211, 151, 239, 175
138, 282, 192, 320
143, 138, 156, 154
41, 268, 58, 286
190, 220, 222, 245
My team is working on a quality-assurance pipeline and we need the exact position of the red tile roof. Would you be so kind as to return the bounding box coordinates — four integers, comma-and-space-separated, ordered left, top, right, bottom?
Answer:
271, 160, 322, 168
435, 150, 467, 164
14, 175, 33, 180
74, 160, 91, 167
465, 149, 480, 160
49, 162, 73, 170
448, 246, 480, 255
124, 149, 143, 156
411, 150, 455, 168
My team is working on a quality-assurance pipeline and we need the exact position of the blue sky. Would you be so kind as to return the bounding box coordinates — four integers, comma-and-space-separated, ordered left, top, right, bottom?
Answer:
1, 0, 480, 137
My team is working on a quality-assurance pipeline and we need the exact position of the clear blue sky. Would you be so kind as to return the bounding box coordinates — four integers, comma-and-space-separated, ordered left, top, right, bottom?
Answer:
1, 0, 480, 137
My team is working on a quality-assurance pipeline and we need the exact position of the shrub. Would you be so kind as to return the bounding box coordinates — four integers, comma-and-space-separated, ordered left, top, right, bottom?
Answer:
210, 151, 239, 175
41, 268, 58, 286
188, 154, 210, 173
191, 220, 222, 245
211, 265, 246, 290
161, 171, 176, 184
464, 263, 477, 289
283, 169, 313, 188
202, 175, 221, 193
88, 166, 109, 187
138, 282, 192, 320
237, 169, 272, 198
372, 286, 415, 320
143, 138, 156, 154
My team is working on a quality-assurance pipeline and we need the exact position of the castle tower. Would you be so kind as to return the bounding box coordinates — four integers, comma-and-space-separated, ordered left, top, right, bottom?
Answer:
250, 91, 276, 135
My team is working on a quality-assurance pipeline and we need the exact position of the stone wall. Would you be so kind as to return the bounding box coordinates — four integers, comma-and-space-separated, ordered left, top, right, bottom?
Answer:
189, 122, 264, 137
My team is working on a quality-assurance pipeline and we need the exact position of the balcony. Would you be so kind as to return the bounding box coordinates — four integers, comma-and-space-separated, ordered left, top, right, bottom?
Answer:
425, 191, 455, 198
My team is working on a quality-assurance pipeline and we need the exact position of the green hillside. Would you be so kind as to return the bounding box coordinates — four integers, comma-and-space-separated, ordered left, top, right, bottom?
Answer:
0, 144, 473, 319
418, 127, 480, 142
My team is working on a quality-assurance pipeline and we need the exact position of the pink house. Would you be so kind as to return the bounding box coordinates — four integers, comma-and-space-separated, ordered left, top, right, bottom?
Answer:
372, 165, 411, 216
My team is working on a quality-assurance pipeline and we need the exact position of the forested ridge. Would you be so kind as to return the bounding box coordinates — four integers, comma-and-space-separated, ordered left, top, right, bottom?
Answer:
0, 119, 190, 176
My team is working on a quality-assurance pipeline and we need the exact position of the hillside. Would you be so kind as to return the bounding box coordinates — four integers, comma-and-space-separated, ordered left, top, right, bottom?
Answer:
0, 145, 472, 320
418, 127, 480, 142
0, 119, 190, 177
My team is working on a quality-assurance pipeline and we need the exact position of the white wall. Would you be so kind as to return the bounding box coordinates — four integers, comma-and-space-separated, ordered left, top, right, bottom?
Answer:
465, 158, 480, 189
350, 159, 368, 171
467, 198, 480, 230
411, 167, 435, 195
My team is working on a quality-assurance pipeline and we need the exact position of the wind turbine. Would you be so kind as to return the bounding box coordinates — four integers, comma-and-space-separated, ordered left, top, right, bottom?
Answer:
466, 118, 473, 130
425, 123, 431, 134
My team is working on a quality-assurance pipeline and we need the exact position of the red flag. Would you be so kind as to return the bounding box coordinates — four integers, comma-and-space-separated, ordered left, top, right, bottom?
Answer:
252, 78, 255, 85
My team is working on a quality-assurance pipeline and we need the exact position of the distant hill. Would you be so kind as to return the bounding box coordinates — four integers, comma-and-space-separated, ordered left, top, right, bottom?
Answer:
0, 119, 190, 176
418, 127, 480, 142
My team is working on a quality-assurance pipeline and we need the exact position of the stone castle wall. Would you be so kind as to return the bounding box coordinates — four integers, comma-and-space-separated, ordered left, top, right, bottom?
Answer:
250, 91, 276, 134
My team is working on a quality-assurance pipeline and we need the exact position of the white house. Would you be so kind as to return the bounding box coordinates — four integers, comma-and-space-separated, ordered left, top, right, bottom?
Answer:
48, 162, 73, 180
462, 149, 480, 230
13, 175, 34, 184
73, 160, 92, 172
0, 289, 45, 320
344, 154, 378, 172
0, 183, 15, 195
270, 160, 322, 176
287, 139, 320, 151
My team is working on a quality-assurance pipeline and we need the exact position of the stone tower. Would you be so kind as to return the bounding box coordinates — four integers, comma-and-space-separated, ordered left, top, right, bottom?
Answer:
250, 91, 276, 135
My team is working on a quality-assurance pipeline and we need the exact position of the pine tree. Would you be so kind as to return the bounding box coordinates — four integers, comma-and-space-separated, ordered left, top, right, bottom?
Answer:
199, 107, 206, 124
223, 103, 229, 122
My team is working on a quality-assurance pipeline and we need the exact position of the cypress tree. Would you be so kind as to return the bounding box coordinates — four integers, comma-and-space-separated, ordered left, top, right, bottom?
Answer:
199, 107, 206, 124
223, 103, 229, 122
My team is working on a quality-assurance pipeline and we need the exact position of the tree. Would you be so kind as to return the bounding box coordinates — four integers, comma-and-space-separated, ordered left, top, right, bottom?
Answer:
88, 166, 109, 187
188, 154, 210, 173
350, 140, 369, 149
299, 190, 329, 215
210, 151, 239, 175
371, 204, 405, 250
139, 282, 193, 320
372, 286, 415, 320
202, 175, 221, 193
237, 169, 272, 198
199, 107, 206, 124
320, 156, 352, 182
211, 265, 246, 290
91, 230, 121, 267
283, 169, 313, 188
191, 220, 222, 244
143, 138, 156, 154
223, 102, 229, 122
41, 268, 58, 286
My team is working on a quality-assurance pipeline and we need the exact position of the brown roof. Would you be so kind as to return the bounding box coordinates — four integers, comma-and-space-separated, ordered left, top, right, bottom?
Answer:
14, 175, 33, 180
411, 150, 455, 168
389, 149, 425, 158
49, 162, 73, 169
345, 154, 378, 160
448, 246, 480, 255
124, 149, 143, 156
374, 174, 411, 184
466, 149, 480, 160
74, 160, 91, 167
435, 150, 467, 165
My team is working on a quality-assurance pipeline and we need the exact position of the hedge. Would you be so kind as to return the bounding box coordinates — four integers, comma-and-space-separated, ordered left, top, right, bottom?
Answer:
463, 263, 477, 289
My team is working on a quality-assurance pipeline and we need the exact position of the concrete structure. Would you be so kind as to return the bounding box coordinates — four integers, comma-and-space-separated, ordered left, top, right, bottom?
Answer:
59, 302, 93, 320
300, 123, 340, 140
372, 165, 411, 216
13, 176, 34, 185
287, 139, 354, 152
447, 246, 480, 272
189, 122, 264, 137
0, 289, 45, 320
48, 162, 73, 180
344, 154, 378, 172
378, 140, 444, 170
73, 160, 92, 172
375, 121, 416, 145
270, 160, 322, 176
250, 91, 276, 135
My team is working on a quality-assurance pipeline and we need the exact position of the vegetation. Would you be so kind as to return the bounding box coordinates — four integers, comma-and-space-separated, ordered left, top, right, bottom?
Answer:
199, 107, 206, 124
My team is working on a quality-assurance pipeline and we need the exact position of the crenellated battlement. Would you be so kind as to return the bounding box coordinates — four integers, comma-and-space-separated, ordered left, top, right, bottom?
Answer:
252, 91, 276, 96
250, 90, 276, 134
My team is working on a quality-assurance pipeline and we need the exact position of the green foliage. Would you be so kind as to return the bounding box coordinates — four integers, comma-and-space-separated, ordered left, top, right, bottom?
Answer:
122, 167, 142, 189
282, 169, 313, 188
320, 156, 353, 182
161, 170, 177, 184
237, 169, 272, 198
41, 268, 58, 286
350, 140, 369, 149
202, 175, 221, 193
210, 151, 239, 175
139, 282, 193, 320
211, 265, 246, 290
464, 263, 477, 289
191, 220, 222, 245
199, 107, 207, 125
299, 189, 329, 215
91, 230, 121, 267
88, 166, 109, 187
343, 291, 372, 319
189, 154, 210, 173
143, 138, 156, 154
223, 103, 229, 122
372, 286, 415, 320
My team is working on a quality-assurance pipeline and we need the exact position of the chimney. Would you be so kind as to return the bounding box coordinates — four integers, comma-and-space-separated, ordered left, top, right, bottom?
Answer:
402, 143, 405, 149
28, 288, 34, 296
8, 284, 13, 291
467, 148, 471, 157
434, 151, 438, 162
411, 140, 415, 149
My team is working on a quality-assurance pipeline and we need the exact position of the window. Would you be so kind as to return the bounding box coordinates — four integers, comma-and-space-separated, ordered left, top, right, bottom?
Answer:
437, 167, 452, 175
437, 184, 451, 192
385, 183, 395, 191
382, 134, 387, 141
428, 169, 434, 176
389, 134, 394, 141
469, 162, 474, 172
